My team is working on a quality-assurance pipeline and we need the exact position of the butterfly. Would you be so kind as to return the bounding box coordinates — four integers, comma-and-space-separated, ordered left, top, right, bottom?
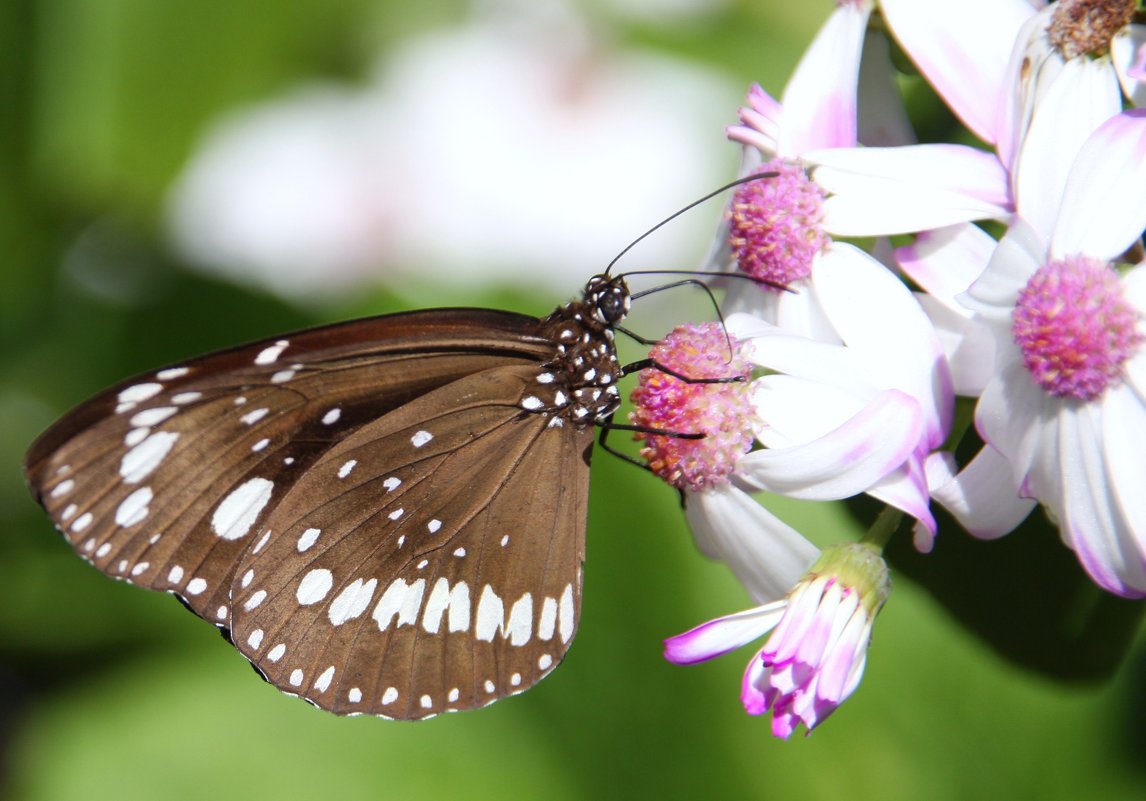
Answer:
24, 273, 636, 720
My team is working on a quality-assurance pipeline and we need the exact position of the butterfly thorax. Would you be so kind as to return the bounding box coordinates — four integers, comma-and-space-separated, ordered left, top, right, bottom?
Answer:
527, 274, 628, 428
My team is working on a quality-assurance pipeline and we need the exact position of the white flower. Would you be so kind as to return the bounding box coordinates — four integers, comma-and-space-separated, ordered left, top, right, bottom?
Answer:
955, 111, 1146, 596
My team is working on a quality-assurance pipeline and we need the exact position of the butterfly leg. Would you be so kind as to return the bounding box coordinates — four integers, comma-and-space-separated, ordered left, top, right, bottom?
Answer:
620, 358, 747, 385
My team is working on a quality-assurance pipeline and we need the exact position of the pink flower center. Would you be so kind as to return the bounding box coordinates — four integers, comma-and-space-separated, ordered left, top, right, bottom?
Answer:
628, 323, 754, 492
1011, 255, 1142, 401
728, 161, 829, 289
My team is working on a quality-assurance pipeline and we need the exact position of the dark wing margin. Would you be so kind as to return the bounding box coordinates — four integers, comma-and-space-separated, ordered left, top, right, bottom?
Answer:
23, 309, 553, 626
230, 365, 594, 719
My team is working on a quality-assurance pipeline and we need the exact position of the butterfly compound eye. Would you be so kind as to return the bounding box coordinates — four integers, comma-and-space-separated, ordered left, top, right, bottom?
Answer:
593, 283, 630, 326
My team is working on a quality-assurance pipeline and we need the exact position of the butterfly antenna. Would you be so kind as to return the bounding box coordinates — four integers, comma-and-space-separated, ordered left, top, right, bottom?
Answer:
603, 171, 779, 276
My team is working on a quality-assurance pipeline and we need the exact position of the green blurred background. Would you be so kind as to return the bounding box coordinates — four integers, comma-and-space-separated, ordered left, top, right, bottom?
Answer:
2, 1, 1144, 799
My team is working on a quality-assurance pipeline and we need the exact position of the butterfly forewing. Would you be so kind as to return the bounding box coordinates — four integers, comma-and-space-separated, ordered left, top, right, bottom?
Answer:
230, 365, 592, 718
24, 310, 553, 623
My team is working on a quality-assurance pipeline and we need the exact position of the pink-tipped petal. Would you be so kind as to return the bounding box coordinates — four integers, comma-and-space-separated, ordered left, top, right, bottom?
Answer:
738, 390, 923, 499
1051, 110, 1146, 260
664, 603, 786, 665
880, 0, 1034, 144
925, 448, 1036, 539
778, 2, 870, 153
897, 223, 996, 305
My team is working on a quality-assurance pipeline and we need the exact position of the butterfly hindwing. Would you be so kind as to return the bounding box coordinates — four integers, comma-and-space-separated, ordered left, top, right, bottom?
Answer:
24, 310, 553, 624
230, 365, 592, 718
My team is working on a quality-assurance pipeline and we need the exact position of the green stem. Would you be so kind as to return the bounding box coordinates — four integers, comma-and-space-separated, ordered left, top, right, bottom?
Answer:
862, 506, 903, 553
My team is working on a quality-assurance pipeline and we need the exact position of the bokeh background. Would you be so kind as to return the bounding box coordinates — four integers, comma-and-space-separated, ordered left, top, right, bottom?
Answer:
2, 1, 1145, 799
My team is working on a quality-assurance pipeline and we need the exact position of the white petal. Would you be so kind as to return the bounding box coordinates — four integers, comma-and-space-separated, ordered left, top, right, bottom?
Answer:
925, 448, 1035, 538
1016, 59, 1125, 243
866, 455, 938, 538
1058, 401, 1146, 596
777, 2, 869, 153
974, 360, 1048, 482
879, 0, 1034, 143
809, 145, 1012, 236
915, 292, 996, 397
896, 223, 996, 306
961, 219, 1044, 322
730, 317, 876, 395
738, 389, 922, 499
685, 485, 820, 604
813, 245, 952, 448
1102, 385, 1146, 560
663, 603, 786, 665
1052, 111, 1146, 260
751, 375, 866, 447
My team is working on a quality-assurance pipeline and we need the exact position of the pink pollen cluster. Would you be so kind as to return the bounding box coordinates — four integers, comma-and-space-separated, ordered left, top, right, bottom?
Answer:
1012, 255, 1142, 401
728, 161, 829, 288
628, 322, 754, 492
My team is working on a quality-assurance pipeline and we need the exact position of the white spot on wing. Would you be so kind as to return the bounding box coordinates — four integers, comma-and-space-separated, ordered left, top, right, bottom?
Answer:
559, 583, 575, 644
241, 569, 254, 588
211, 478, 274, 540
244, 589, 267, 610
383, 477, 401, 492
51, 479, 75, 498
156, 367, 189, 380
118, 383, 163, 405
131, 562, 149, 577
338, 459, 357, 478
539, 653, 553, 670
61, 503, 77, 521
448, 582, 471, 632
115, 487, 152, 527
427, 519, 441, 534
372, 578, 426, 631
252, 529, 272, 554
186, 577, 207, 595
71, 512, 93, 533
448, 688, 460, 703
328, 578, 378, 626
289, 669, 303, 687
96, 543, 111, 558
388, 508, 404, 521
124, 427, 149, 446
247, 629, 264, 649
251, 438, 270, 452
314, 666, 335, 693
521, 396, 543, 410
511, 673, 522, 687
539, 597, 558, 641
410, 430, 433, 448
120, 431, 180, 483
296, 527, 321, 552
172, 391, 202, 404
536, 372, 555, 383
348, 688, 362, 703
475, 585, 504, 642
267, 643, 286, 662
270, 369, 296, 384
420, 694, 432, 709
241, 408, 269, 425
168, 565, 184, 584
130, 406, 177, 427
507, 593, 533, 646
484, 680, 495, 693
255, 340, 289, 365
296, 568, 334, 605
382, 687, 398, 705
453, 547, 466, 557
322, 408, 341, 425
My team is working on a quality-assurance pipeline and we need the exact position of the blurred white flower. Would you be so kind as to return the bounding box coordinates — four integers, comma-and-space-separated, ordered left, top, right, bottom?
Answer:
166, 1, 738, 303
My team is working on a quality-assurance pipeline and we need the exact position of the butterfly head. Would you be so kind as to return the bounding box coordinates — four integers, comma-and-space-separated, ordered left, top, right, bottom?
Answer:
584, 274, 631, 328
